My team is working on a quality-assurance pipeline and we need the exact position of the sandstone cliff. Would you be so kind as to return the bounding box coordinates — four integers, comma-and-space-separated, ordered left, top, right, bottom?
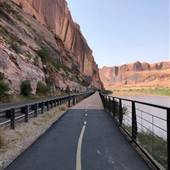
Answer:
99, 61, 170, 90
0, 0, 102, 94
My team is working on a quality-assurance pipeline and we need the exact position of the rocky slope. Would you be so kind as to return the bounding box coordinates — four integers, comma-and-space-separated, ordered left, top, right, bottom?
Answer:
99, 61, 170, 90
0, 0, 102, 94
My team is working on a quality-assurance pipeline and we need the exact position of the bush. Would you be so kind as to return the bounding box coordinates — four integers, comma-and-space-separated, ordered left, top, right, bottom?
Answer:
37, 48, 50, 62
0, 72, 4, 80
0, 80, 10, 98
36, 81, 50, 95
65, 85, 70, 93
0, 129, 4, 148
11, 43, 22, 54
20, 80, 32, 96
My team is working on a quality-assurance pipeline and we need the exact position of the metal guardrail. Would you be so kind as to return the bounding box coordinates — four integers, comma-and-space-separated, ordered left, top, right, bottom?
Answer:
100, 93, 170, 170
0, 91, 94, 129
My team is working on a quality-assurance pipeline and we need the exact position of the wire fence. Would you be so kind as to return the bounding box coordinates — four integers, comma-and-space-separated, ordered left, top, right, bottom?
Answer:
100, 93, 170, 170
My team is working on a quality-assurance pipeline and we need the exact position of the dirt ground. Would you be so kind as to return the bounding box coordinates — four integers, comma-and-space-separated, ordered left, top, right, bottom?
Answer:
0, 104, 67, 170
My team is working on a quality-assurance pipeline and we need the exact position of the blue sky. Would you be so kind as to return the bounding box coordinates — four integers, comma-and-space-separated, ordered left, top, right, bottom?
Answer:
67, 0, 169, 67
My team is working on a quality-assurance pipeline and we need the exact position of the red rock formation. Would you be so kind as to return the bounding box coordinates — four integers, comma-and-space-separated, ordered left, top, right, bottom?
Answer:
99, 61, 170, 89
0, 0, 102, 94
12, 0, 101, 88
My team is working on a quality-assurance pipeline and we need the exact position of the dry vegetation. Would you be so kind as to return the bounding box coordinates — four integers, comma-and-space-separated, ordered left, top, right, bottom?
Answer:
0, 104, 67, 170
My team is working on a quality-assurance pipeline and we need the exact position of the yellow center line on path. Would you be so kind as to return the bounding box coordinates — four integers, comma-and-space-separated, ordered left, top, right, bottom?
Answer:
76, 121, 87, 170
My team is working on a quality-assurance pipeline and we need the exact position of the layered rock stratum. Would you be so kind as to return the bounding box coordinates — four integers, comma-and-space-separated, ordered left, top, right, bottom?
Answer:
0, 0, 102, 94
99, 61, 170, 90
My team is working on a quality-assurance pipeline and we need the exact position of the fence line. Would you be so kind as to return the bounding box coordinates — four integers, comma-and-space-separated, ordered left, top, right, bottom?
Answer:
100, 93, 170, 170
0, 91, 94, 129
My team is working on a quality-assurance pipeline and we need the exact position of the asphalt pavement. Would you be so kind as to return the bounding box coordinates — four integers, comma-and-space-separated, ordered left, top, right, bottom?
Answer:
6, 108, 150, 170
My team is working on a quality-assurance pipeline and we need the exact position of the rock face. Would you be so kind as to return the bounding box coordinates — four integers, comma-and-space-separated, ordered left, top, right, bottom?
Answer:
0, 0, 102, 94
99, 61, 170, 90
12, 0, 102, 88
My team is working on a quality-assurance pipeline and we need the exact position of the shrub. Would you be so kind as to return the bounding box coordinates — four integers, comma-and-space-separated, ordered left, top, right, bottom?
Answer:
15, 13, 23, 21
0, 80, 10, 98
36, 81, 50, 95
93, 69, 97, 75
20, 80, 32, 96
65, 85, 70, 93
0, 129, 4, 148
0, 72, 4, 80
11, 43, 22, 54
37, 48, 50, 62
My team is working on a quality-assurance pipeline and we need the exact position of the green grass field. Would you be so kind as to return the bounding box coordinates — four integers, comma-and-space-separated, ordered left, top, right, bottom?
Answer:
113, 87, 170, 96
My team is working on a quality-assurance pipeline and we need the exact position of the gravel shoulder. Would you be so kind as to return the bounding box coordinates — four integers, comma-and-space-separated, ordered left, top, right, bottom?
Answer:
0, 104, 67, 170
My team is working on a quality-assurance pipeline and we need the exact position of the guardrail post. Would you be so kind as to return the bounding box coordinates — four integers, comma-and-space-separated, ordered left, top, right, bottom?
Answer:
103, 96, 106, 109
41, 102, 44, 114
132, 101, 137, 141
47, 102, 49, 111
51, 101, 53, 109
73, 96, 75, 104
107, 96, 109, 111
54, 100, 57, 107
112, 97, 115, 117
10, 108, 15, 129
167, 108, 170, 170
34, 104, 38, 117
24, 105, 29, 122
68, 95, 71, 107
119, 99, 123, 126
108, 97, 111, 112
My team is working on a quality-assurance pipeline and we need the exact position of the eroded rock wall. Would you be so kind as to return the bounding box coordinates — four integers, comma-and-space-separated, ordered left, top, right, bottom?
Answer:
12, 0, 102, 88
99, 61, 170, 89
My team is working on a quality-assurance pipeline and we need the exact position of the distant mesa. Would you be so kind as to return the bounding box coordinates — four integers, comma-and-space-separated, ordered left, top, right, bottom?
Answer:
99, 61, 170, 90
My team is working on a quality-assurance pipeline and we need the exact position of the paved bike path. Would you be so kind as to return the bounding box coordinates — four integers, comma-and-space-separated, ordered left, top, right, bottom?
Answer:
6, 93, 150, 170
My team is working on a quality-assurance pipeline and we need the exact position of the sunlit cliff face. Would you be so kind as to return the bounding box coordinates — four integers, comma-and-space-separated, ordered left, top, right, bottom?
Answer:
99, 61, 170, 89
12, 0, 102, 89
0, 0, 102, 94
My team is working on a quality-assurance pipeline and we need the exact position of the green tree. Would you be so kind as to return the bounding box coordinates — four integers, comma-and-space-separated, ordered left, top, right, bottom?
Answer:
36, 81, 50, 95
0, 80, 10, 98
37, 48, 50, 62
20, 80, 32, 96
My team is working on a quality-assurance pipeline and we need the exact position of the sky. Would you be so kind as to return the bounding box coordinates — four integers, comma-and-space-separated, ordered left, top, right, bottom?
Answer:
67, 0, 169, 68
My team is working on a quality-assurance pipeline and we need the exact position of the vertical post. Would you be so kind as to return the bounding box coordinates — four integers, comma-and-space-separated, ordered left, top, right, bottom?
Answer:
108, 97, 111, 112
54, 100, 57, 107
112, 97, 115, 117
104, 96, 107, 109
34, 104, 38, 117
68, 95, 71, 107
105, 96, 108, 110
24, 105, 29, 122
72, 96, 75, 105
10, 108, 15, 129
119, 99, 123, 126
51, 101, 53, 109
167, 108, 170, 170
41, 102, 44, 114
132, 101, 137, 140
47, 102, 49, 111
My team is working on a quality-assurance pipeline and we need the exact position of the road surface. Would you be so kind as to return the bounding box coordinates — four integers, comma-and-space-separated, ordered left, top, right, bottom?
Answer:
6, 92, 150, 170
